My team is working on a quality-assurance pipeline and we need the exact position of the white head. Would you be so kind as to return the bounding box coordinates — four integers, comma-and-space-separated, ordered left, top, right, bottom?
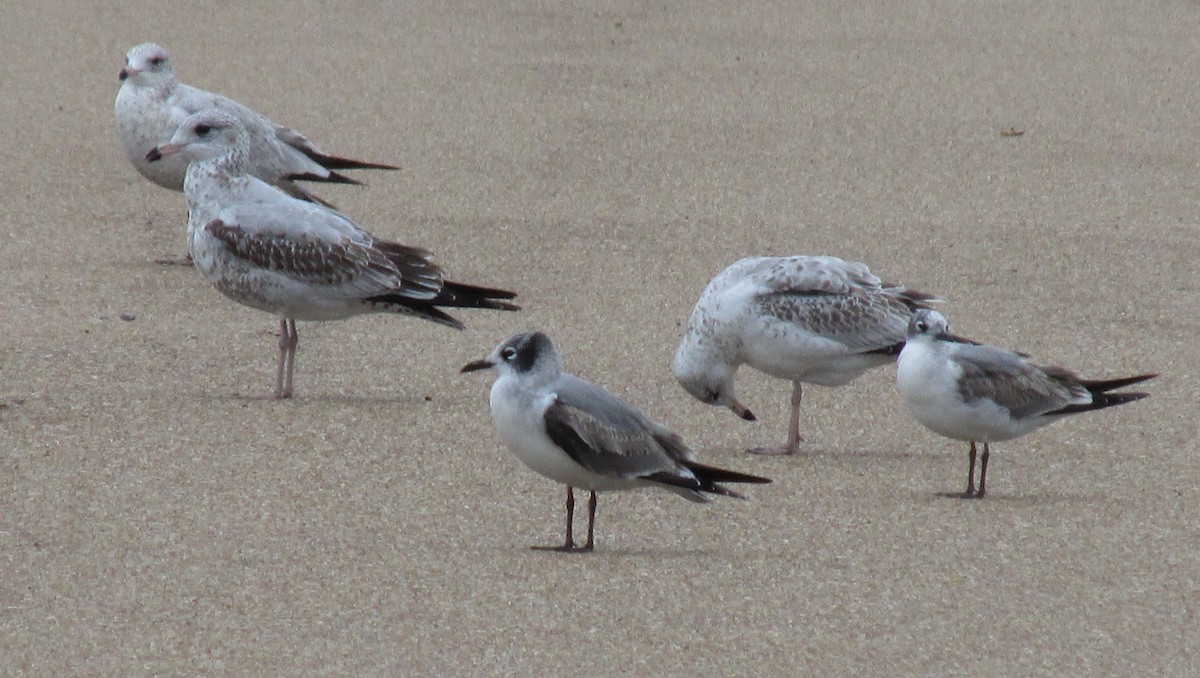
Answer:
145, 108, 248, 170
907, 309, 951, 340
461, 331, 564, 387
119, 43, 175, 86
672, 327, 755, 421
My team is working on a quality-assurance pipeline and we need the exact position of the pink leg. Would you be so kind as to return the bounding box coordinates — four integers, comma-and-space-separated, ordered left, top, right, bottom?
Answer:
274, 318, 297, 399
748, 381, 805, 455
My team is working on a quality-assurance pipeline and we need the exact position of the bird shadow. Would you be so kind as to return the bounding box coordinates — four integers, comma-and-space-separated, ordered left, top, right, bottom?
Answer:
192, 391, 433, 407
925, 490, 1109, 505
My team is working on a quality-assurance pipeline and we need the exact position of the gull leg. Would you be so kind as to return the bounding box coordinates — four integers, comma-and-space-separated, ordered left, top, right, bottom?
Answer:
274, 318, 290, 399
534, 486, 586, 552
274, 318, 298, 399
582, 491, 597, 552
281, 319, 298, 398
976, 442, 990, 498
748, 381, 804, 455
966, 441, 977, 496
948, 441, 987, 499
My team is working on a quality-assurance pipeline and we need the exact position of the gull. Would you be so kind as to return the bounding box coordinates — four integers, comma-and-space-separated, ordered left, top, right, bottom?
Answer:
673, 255, 939, 456
115, 42, 397, 208
896, 309, 1155, 498
461, 331, 771, 552
149, 108, 518, 399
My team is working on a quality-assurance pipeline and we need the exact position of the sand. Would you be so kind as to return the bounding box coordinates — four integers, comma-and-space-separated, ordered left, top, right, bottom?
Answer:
1, 1, 1196, 675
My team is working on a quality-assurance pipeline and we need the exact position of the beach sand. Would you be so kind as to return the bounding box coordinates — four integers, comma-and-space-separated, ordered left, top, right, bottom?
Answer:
1, 2, 1196, 674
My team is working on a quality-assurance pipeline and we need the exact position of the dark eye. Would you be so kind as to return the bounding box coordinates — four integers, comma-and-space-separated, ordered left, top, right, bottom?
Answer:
194, 124, 211, 136
500, 347, 517, 361
149, 56, 165, 66
705, 389, 720, 403
915, 320, 928, 332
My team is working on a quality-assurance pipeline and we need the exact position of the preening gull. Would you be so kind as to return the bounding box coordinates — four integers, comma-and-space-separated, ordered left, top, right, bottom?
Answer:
462, 331, 770, 552
896, 309, 1155, 498
673, 255, 939, 455
149, 109, 517, 399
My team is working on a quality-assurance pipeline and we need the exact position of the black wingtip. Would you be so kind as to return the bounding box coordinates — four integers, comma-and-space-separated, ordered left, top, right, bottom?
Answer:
1081, 373, 1158, 393
300, 148, 400, 171
287, 171, 364, 186
1048, 390, 1151, 416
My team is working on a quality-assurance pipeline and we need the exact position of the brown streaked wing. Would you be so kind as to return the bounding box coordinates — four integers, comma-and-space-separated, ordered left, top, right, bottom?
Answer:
204, 219, 401, 290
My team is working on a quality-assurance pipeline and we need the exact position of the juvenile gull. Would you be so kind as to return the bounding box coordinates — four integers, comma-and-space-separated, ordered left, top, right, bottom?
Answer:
149, 109, 517, 399
462, 331, 770, 552
897, 309, 1155, 498
115, 42, 396, 207
673, 255, 939, 455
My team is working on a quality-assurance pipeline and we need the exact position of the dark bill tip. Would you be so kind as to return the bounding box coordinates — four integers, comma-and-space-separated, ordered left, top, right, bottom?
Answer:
740, 409, 757, 422
145, 147, 163, 162
119, 69, 129, 81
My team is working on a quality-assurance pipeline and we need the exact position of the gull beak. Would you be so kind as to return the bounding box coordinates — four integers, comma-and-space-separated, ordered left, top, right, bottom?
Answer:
119, 66, 138, 81
460, 359, 494, 374
145, 143, 181, 163
729, 399, 756, 422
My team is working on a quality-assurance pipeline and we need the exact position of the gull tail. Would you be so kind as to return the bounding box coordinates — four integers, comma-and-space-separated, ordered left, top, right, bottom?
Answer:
286, 170, 365, 187
367, 281, 519, 331
1079, 373, 1158, 393
648, 461, 771, 502
1048, 373, 1156, 416
302, 151, 399, 172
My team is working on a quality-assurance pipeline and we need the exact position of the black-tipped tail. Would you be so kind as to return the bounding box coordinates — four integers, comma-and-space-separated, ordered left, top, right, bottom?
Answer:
1047, 373, 1156, 416
286, 170, 364, 187
366, 281, 519, 331
432, 280, 520, 311
303, 152, 399, 172
1080, 373, 1158, 394
1049, 391, 1150, 416
647, 460, 771, 500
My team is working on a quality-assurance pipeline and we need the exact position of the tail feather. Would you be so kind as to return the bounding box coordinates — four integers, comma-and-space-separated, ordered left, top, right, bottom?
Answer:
286, 170, 364, 186
1049, 390, 1151, 416
684, 460, 772, 486
431, 280, 520, 311
301, 150, 399, 172
644, 461, 770, 501
1080, 373, 1158, 393
365, 280, 519, 329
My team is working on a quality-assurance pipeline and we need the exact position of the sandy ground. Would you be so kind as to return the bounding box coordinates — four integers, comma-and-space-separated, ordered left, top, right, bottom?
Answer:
1, 1, 1197, 675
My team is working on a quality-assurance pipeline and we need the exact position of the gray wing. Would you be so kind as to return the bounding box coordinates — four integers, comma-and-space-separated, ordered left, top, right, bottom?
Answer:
175, 84, 333, 180
544, 375, 692, 478
951, 344, 1089, 419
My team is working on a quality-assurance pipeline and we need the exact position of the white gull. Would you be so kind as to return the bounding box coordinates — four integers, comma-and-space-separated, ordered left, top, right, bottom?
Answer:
115, 42, 396, 208
673, 255, 940, 456
896, 309, 1155, 498
462, 331, 770, 552
150, 108, 518, 399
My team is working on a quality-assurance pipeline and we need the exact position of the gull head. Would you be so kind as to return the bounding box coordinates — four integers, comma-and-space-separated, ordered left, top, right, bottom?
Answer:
146, 109, 247, 165
907, 309, 950, 340
462, 331, 564, 386
120, 42, 174, 83
672, 342, 755, 421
